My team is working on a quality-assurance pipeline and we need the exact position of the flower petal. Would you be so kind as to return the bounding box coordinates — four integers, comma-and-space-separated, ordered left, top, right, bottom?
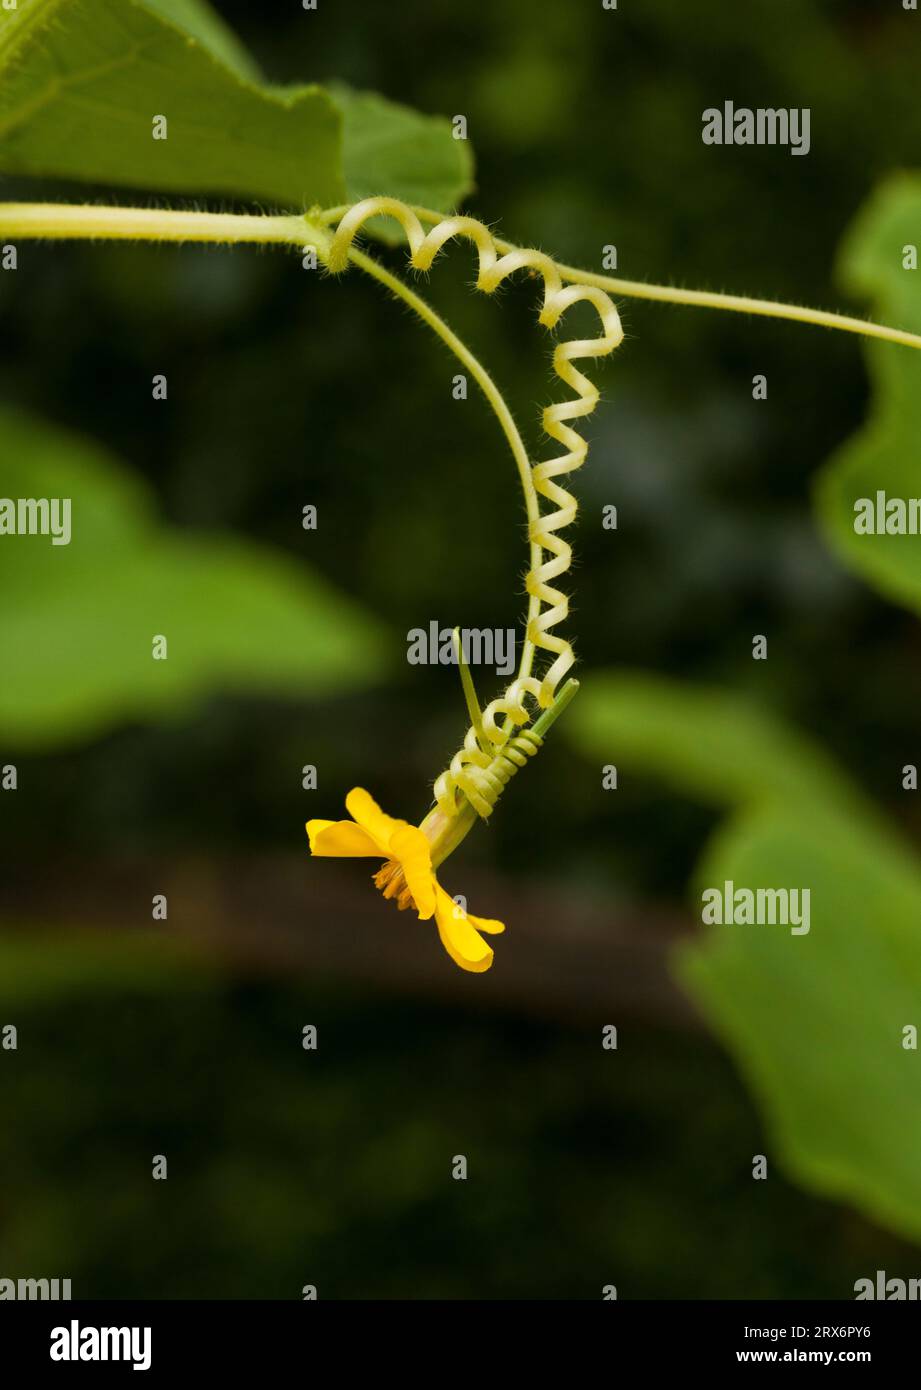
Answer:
467, 911, 505, 936
344, 787, 408, 854
390, 825, 436, 919
434, 885, 495, 973
306, 819, 382, 857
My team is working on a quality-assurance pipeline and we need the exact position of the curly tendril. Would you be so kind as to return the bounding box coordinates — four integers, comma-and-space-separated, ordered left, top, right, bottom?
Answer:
326, 197, 624, 819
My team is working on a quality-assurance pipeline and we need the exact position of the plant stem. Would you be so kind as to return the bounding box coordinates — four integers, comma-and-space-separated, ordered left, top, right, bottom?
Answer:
7, 196, 920, 710
529, 677, 580, 740
344, 243, 541, 692
0, 200, 543, 700
331, 202, 921, 353
545, 264, 921, 351
452, 626, 489, 755
423, 677, 580, 865
0, 201, 323, 249
6, 200, 919, 349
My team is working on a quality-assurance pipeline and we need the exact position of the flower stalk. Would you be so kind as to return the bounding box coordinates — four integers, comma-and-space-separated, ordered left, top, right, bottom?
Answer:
5, 194, 920, 970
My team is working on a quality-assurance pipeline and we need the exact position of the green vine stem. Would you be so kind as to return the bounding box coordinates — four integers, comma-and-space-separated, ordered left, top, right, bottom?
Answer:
4, 196, 919, 834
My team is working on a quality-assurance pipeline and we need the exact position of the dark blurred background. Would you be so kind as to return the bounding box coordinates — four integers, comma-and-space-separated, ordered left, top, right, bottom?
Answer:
2, 0, 920, 1297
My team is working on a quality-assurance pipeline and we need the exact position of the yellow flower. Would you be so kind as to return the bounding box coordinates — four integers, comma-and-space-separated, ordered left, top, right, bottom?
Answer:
306, 788, 504, 973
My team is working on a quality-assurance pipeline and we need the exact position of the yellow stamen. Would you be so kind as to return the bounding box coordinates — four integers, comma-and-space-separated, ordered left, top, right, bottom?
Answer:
373, 860, 416, 912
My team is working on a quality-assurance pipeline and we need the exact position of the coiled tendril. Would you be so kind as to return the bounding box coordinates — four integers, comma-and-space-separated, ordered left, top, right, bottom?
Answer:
326, 198, 624, 819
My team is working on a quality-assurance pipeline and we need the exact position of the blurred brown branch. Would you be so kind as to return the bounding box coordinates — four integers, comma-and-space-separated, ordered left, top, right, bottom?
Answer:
0, 856, 699, 1026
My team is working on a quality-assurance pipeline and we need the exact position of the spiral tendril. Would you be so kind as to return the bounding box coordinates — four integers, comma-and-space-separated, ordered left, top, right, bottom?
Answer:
457, 729, 545, 819
326, 197, 624, 818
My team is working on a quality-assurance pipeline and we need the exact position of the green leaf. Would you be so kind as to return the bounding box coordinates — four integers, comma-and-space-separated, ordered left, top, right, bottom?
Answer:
0, 0, 474, 215
139, 0, 261, 80
568, 671, 921, 1243
681, 806, 921, 1245
566, 670, 861, 814
0, 406, 386, 750
0, 0, 343, 207
332, 84, 473, 211
816, 175, 921, 612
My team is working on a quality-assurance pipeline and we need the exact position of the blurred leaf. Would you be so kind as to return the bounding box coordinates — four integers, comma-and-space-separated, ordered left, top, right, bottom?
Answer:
0, 406, 387, 749
0, 0, 473, 215
816, 175, 921, 611
0, 926, 207, 1003
682, 806, 921, 1246
566, 670, 861, 814
568, 670, 921, 1244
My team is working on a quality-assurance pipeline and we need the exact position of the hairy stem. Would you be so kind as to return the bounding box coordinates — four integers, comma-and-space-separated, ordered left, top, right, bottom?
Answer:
0, 200, 541, 695
320, 203, 921, 353
546, 264, 921, 351
6, 202, 918, 350
345, 244, 541, 691
0, 202, 321, 249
